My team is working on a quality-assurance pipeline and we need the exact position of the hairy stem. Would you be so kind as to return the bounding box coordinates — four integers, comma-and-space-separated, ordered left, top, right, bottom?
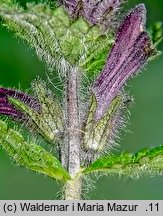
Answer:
62, 66, 82, 199
67, 67, 81, 177
64, 174, 82, 200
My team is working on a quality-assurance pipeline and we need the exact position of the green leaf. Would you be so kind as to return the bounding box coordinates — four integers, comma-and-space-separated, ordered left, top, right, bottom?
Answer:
0, 2, 114, 79
83, 146, 163, 177
149, 22, 163, 47
0, 120, 70, 181
0, 0, 14, 6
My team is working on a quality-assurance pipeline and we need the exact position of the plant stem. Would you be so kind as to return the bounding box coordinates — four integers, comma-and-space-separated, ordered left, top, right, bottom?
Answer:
62, 66, 82, 199
67, 66, 81, 177
64, 173, 82, 200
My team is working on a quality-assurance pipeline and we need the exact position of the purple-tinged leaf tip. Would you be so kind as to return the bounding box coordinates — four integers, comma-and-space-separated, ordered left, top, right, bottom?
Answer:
0, 87, 40, 119
62, 0, 123, 26
91, 4, 156, 120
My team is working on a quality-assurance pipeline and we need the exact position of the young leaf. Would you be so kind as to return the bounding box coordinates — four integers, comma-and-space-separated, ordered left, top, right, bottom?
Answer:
0, 1, 114, 79
0, 120, 70, 181
83, 146, 163, 177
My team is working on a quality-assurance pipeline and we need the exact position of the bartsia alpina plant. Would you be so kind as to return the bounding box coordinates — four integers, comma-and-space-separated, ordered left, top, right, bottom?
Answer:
0, 0, 162, 200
